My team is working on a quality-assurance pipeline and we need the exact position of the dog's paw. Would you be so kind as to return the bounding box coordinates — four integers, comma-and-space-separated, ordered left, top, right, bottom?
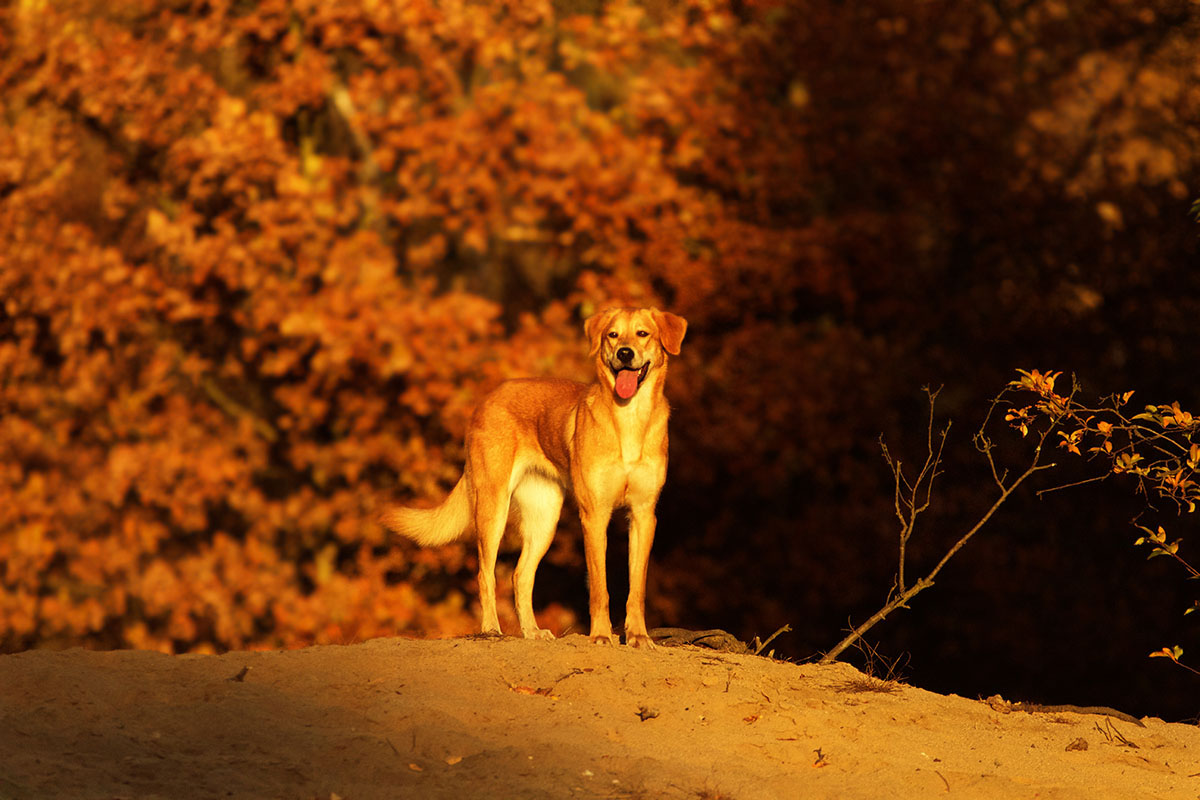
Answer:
524, 628, 556, 641
589, 633, 619, 646
626, 634, 657, 650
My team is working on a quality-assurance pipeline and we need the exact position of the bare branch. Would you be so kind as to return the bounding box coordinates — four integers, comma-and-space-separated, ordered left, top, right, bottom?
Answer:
821, 383, 1062, 665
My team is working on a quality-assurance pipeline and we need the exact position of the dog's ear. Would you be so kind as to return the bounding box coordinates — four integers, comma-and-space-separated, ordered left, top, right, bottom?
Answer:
651, 309, 687, 356
584, 308, 618, 357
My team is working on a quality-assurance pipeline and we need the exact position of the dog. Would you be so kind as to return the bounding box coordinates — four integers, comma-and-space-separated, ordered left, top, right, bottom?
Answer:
382, 307, 687, 647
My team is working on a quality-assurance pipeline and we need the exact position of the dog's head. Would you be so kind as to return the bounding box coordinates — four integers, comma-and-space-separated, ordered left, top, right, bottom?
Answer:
584, 307, 687, 402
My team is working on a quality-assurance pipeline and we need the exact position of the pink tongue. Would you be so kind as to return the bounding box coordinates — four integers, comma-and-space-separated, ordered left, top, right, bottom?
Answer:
615, 369, 640, 399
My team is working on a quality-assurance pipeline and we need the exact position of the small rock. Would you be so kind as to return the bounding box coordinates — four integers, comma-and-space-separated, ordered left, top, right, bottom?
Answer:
636, 705, 659, 721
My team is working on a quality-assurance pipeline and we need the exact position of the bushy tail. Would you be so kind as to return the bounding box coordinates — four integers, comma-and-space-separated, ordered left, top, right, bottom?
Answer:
381, 476, 473, 546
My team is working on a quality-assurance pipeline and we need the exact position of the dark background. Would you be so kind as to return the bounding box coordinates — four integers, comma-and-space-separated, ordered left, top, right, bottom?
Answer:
645, 0, 1200, 722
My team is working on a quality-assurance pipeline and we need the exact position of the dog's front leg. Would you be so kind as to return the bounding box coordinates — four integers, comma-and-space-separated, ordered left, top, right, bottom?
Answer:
624, 501, 657, 648
579, 503, 617, 645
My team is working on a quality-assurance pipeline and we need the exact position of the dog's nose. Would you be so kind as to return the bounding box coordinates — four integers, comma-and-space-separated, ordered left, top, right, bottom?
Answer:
616, 347, 635, 364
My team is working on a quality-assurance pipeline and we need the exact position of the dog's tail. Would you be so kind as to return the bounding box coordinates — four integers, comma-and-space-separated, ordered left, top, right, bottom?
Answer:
381, 476, 473, 546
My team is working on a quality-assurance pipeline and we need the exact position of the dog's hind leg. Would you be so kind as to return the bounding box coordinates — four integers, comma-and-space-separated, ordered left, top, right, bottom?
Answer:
510, 472, 564, 640
469, 461, 513, 636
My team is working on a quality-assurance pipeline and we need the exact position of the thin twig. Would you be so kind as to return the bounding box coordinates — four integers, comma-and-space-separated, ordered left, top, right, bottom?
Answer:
1035, 473, 1109, 498
753, 624, 792, 656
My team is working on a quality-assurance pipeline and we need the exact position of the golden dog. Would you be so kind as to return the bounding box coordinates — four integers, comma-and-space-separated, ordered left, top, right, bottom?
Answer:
383, 307, 687, 647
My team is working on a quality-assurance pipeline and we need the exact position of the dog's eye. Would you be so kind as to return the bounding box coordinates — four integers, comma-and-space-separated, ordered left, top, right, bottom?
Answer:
636, 330, 649, 338
607, 331, 618, 338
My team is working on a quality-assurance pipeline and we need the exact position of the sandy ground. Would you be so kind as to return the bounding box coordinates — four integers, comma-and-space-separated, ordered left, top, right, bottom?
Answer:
1, 634, 1198, 799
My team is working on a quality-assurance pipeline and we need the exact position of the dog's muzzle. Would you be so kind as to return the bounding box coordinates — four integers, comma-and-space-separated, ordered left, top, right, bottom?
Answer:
610, 360, 650, 400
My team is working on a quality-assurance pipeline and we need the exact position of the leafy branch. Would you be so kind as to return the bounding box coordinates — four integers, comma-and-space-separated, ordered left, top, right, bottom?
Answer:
1006, 369, 1200, 676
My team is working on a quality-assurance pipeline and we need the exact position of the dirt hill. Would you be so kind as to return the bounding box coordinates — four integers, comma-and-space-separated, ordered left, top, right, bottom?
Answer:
1, 635, 1197, 799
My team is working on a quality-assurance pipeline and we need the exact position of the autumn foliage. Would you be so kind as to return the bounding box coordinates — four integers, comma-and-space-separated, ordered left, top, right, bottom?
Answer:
3, 0, 1200, 686
1, 0, 803, 653
1007, 369, 1200, 674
